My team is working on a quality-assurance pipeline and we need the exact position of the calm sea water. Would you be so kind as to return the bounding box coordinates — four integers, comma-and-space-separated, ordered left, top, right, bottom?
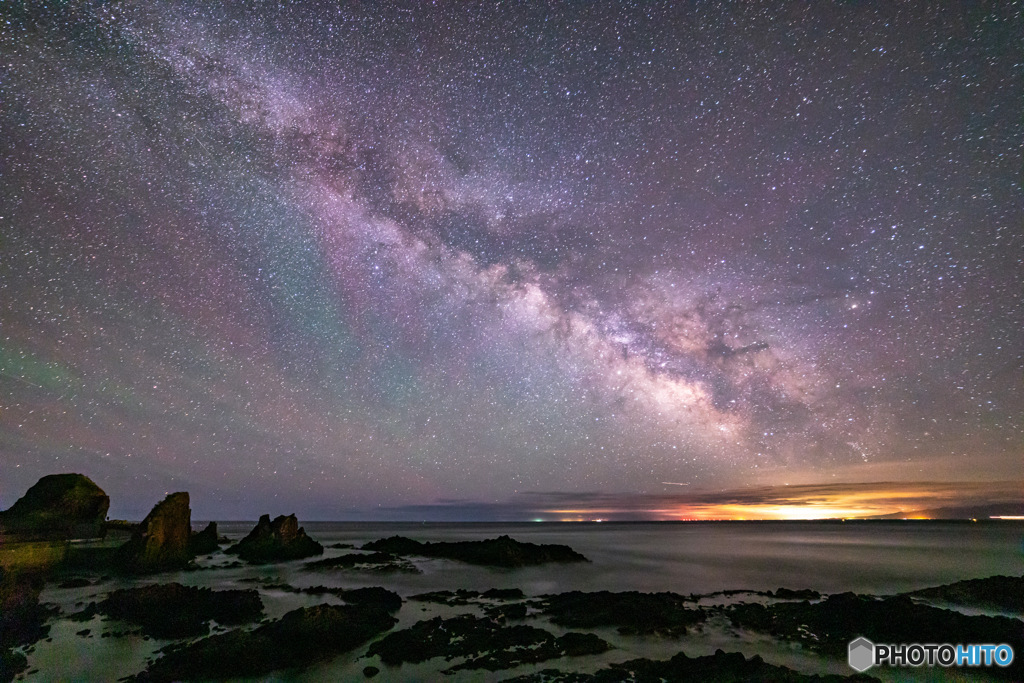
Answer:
250, 520, 1024, 595
23, 521, 1024, 682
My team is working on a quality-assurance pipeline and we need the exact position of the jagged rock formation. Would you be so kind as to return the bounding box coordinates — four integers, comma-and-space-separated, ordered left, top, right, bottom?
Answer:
226, 514, 323, 563
188, 521, 221, 555
0, 474, 109, 540
114, 492, 193, 573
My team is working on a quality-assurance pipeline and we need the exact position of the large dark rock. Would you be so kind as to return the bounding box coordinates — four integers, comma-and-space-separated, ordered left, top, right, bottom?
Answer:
99, 582, 263, 639
188, 522, 220, 556
114, 492, 193, 573
366, 614, 609, 673
362, 534, 588, 568
127, 603, 397, 682
226, 514, 323, 563
905, 574, 1024, 614
537, 590, 706, 636
0, 474, 109, 540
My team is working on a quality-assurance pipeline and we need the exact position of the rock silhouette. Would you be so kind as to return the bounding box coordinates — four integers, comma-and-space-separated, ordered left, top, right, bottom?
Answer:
114, 492, 193, 573
188, 521, 221, 556
0, 474, 109, 540
226, 514, 323, 563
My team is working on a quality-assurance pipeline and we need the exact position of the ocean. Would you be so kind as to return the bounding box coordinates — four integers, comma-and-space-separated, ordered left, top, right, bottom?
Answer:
20, 521, 1023, 682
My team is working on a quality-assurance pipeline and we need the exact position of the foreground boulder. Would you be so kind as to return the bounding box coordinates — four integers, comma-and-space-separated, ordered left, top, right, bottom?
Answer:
99, 582, 263, 639
113, 492, 193, 573
0, 474, 109, 540
127, 603, 396, 682
362, 534, 588, 568
188, 522, 221, 556
226, 514, 323, 563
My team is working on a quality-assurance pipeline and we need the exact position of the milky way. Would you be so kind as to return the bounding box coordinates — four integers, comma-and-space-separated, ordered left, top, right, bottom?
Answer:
2, 2, 1020, 519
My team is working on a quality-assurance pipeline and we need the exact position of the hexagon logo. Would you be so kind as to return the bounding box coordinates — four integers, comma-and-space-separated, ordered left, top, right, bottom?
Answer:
848, 637, 875, 672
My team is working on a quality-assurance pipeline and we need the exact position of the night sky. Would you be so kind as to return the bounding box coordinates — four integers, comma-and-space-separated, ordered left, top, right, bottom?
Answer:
2, 2, 1021, 520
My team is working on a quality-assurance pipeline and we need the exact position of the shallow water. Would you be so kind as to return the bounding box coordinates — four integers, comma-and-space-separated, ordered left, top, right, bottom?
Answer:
18, 521, 1023, 682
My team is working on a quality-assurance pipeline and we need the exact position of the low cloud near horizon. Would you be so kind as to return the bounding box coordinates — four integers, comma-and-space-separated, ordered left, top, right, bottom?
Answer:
365, 481, 1024, 522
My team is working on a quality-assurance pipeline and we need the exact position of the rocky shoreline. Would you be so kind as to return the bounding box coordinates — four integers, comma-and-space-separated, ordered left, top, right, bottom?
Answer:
1, 474, 1021, 682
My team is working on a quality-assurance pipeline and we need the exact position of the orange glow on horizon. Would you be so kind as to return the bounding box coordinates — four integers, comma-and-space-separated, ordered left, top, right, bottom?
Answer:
537, 481, 1022, 521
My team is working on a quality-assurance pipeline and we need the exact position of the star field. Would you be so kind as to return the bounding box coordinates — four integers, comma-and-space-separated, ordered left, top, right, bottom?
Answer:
1, 2, 1020, 519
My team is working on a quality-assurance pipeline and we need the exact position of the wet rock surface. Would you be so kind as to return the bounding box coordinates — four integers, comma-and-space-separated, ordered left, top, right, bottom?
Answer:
0, 474, 109, 541
114, 493, 193, 574
904, 574, 1024, 613
256, 581, 403, 612
727, 592, 1024, 679
362, 534, 588, 567
366, 614, 609, 673
98, 582, 263, 639
303, 550, 419, 573
226, 514, 323, 563
409, 587, 526, 605
127, 603, 397, 682
536, 590, 706, 636
503, 649, 881, 682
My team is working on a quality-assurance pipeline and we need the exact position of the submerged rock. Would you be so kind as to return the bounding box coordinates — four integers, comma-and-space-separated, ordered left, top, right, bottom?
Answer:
113, 492, 193, 573
303, 551, 418, 573
127, 603, 396, 682
99, 582, 263, 639
362, 534, 588, 568
0, 474, 109, 540
504, 649, 880, 682
226, 514, 323, 563
409, 588, 528, 619
257, 581, 403, 613
537, 590, 706, 637
409, 588, 525, 605
188, 522, 221, 556
366, 614, 609, 672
